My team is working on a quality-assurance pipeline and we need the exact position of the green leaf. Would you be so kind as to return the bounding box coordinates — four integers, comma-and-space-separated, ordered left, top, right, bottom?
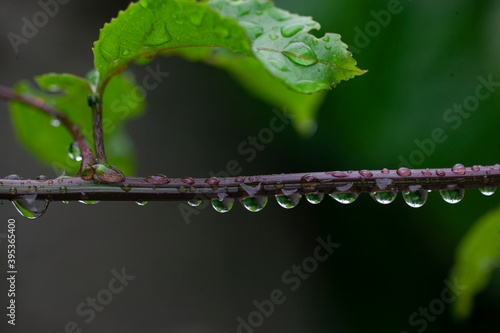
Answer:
9, 72, 144, 176
207, 0, 365, 93
93, 0, 364, 95
451, 205, 500, 320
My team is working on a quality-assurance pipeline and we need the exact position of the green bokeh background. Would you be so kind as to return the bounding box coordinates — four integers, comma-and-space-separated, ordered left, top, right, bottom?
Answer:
1, 0, 499, 332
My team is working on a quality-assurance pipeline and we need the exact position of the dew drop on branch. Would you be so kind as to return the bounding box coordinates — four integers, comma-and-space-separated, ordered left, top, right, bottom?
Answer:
212, 197, 234, 213
275, 193, 301, 209
479, 187, 496, 196
370, 191, 397, 205
439, 189, 465, 204
305, 192, 324, 204
329, 192, 359, 204
240, 197, 268, 213
11, 194, 49, 220
402, 190, 428, 208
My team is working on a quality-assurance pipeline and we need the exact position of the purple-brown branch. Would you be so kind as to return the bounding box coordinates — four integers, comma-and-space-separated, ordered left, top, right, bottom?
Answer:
0, 165, 498, 202
0, 85, 95, 178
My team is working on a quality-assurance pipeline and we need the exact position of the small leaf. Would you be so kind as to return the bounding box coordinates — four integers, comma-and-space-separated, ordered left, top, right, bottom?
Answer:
451, 205, 500, 320
9, 72, 143, 175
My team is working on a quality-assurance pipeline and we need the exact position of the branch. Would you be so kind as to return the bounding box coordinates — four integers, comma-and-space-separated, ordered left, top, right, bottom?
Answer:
88, 93, 107, 164
0, 86, 96, 179
0, 165, 498, 203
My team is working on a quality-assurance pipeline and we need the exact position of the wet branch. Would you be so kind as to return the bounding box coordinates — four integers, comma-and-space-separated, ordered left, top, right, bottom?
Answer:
0, 86, 96, 178
0, 165, 498, 202
89, 94, 107, 164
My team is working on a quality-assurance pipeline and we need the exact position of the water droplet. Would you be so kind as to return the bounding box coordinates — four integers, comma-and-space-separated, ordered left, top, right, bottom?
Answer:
305, 192, 324, 204
59, 186, 67, 194
268, 7, 291, 21
472, 165, 481, 172
120, 185, 132, 192
28, 185, 37, 193
359, 170, 373, 177
436, 169, 446, 176
182, 177, 195, 185
79, 200, 99, 205
145, 174, 170, 185
62, 201, 69, 204
421, 169, 432, 177
301, 174, 318, 190
269, 34, 279, 40
12, 194, 49, 220
136, 201, 148, 206
5, 174, 22, 180
397, 167, 411, 177
212, 197, 234, 213
403, 190, 428, 208
330, 192, 359, 204
9, 187, 17, 195
93, 164, 125, 183
235, 176, 245, 183
205, 177, 220, 188
144, 22, 172, 46
50, 118, 61, 127
37, 175, 48, 181
121, 48, 130, 57
381, 168, 390, 174
241, 183, 262, 197
327, 171, 348, 178
324, 45, 332, 50
240, 21, 264, 39
312, 39, 318, 46
479, 187, 496, 196
323, 36, 331, 42
275, 194, 301, 209
268, 59, 290, 72
370, 191, 397, 204
177, 187, 188, 194
452, 163, 466, 175
189, 11, 205, 26
214, 25, 230, 38
281, 24, 304, 37
68, 142, 82, 162
440, 189, 465, 204
240, 197, 268, 212
283, 42, 318, 66
188, 200, 202, 207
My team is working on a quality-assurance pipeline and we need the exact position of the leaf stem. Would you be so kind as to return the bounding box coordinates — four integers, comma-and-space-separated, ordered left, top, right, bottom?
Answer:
89, 93, 107, 164
0, 165, 498, 202
0, 85, 96, 178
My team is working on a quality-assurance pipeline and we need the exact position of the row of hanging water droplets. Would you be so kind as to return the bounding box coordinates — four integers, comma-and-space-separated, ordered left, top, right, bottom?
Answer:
191, 185, 496, 214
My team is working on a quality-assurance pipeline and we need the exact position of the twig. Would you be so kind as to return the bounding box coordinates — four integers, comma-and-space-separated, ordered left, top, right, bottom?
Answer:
0, 85, 96, 178
89, 93, 107, 163
0, 165, 498, 202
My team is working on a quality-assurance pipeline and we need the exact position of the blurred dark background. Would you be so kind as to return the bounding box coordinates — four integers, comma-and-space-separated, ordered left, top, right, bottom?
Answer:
1, 0, 500, 332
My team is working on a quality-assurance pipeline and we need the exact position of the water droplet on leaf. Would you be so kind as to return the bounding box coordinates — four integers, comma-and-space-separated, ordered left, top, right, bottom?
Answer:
144, 22, 172, 46
283, 42, 318, 66
79, 200, 99, 205
275, 194, 301, 209
281, 24, 304, 37
50, 118, 61, 127
240, 197, 268, 212
440, 189, 464, 204
269, 34, 279, 40
136, 201, 148, 206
